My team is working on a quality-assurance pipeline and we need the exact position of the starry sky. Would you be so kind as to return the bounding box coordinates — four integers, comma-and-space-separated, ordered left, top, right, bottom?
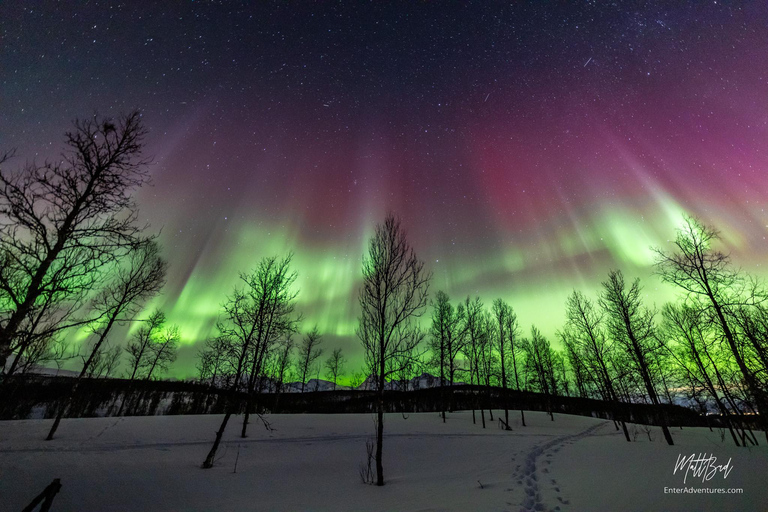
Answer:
3, 2, 768, 379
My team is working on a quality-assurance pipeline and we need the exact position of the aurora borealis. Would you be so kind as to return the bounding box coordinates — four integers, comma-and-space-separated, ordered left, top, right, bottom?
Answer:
3, 2, 768, 378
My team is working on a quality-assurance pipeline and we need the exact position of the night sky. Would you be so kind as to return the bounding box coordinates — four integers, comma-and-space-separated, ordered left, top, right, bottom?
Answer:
3, 2, 768, 379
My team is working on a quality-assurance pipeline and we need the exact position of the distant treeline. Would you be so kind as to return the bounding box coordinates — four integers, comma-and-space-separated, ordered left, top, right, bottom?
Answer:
5, 373, 762, 433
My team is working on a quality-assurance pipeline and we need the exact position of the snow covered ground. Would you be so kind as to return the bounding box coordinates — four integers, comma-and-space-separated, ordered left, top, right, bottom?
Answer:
0, 411, 765, 511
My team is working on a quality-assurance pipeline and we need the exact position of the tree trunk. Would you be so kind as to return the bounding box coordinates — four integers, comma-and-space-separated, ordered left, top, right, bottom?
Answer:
6, 343, 27, 376
500, 345, 509, 429
46, 394, 71, 441
0, 345, 9, 375
469, 368, 476, 424
440, 343, 446, 423
202, 410, 233, 468
376, 396, 384, 486
631, 341, 674, 445
511, 351, 525, 427
241, 407, 251, 438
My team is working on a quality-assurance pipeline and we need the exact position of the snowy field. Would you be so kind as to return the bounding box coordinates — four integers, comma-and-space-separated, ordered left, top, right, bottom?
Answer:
1, 411, 766, 511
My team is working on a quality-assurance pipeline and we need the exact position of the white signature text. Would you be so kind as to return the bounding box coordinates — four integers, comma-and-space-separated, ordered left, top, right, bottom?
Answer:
673, 453, 733, 484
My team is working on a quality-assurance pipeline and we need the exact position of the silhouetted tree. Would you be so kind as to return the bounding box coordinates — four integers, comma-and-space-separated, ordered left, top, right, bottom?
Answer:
7, 327, 73, 376
46, 240, 166, 440
731, 304, 768, 385
3, 292, 82, 376
324, 348, 346, 390
240, 255, 300, 438
560, 332, 590, 398
271, 337, 295, 391
505, 305, 527, 427
84, 343, 122, 379
492, 298, 516, 429
126, 309, 166, 380
115, 308, 167, 416
654, 216, 768, 438
357, 213, 431, 486
559, 290, 630, 441
0, 111, 152, 373
144, 325, 179, 380
660, 302, 744, 446
350, 371, 366, 390
522, 326, 557, 421
552, 350, 569, 397
298, 326, 323, 392
463, 296, 487, 427
196, 335, 230, 388
429, 290, 466, 422
599, 269, 674, 445
479, 310, 497, 423
202, 298, 262, 466
202, 254, 299, 467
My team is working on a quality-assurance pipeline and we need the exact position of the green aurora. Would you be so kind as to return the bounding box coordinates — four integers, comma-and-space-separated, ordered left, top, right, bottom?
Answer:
124, 193, 764, 381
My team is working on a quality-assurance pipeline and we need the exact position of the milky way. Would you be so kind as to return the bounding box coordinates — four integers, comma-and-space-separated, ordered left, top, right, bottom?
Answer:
3, 2, 768, 377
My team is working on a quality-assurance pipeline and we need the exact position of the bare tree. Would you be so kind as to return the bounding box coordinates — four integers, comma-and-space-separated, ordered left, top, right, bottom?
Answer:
272, 336, 295, 392
479, 310, 497, 423
117, 308, 167, 417
7, 327, 74, 376
660, 302, 745, 446
144, 325, 179, 380
324, 348, 346, 390
3, 289, 85, 376
239, 255, 300, 438
350, 371, 366, 389
654, 216, 768, 437
297, 326, 323, 392
202, 254, 299, 467
202, 301, 256, 468
267, 336, 295, 413
463, 296, 487, 427
429, 290, 466, 422
560, 332, 590, 398
429, 291, 449, 422
84, 343, 122, 379
731, 304, 768, 384
196, 335, 230, 389
492, 298, 516, 430
357, 213, 431, 486
559, 290, 630, 441
125, 309, 166, 381
46, 240, 166, 440
504, 305, 526, 427
599, 269, 674, 445
552, 350, 569, 397
522, 326, 557, 421
0, 111, 152, 372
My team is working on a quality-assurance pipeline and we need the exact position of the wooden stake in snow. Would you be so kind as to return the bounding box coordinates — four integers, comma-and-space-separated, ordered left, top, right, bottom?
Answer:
233, 444, 241, 474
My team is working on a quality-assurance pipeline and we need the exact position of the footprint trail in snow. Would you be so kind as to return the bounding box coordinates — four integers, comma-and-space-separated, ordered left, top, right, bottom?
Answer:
512, 421, 607, 512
